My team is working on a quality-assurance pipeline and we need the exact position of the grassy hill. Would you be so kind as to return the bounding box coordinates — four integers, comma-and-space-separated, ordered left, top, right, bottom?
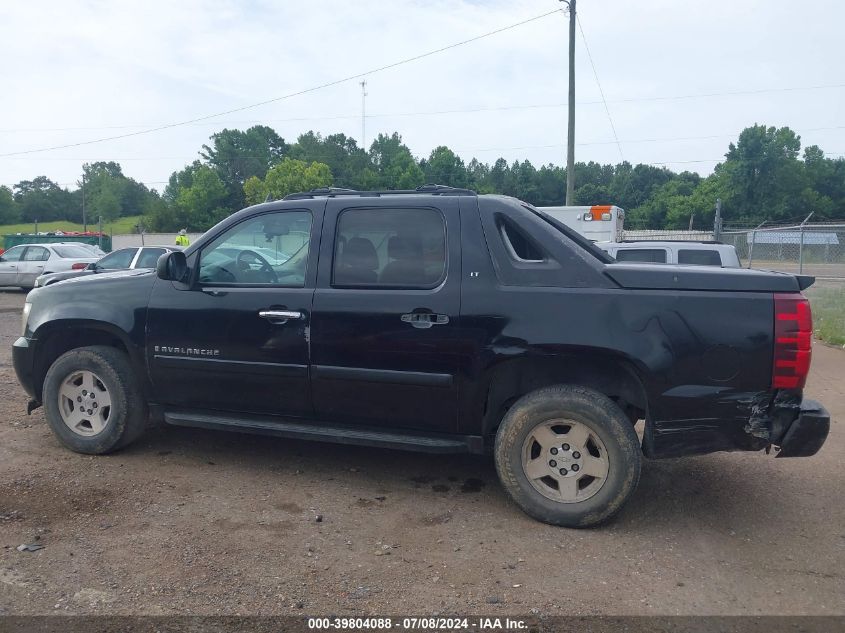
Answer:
0, 215, 144, 248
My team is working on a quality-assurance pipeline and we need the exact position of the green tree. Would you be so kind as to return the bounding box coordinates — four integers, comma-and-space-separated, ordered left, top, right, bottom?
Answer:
369, 133, 424, 189
14, 176, 73, 222
0, 186, 20, 224
421, 146, 467, 187
176, 165, 230, 230
201, 126, 288, 209
75, 161, 160, 224
720, 124, 806, 223
289, 132, 372, 189
243, 158, 333, 205
627, 172, 702, 228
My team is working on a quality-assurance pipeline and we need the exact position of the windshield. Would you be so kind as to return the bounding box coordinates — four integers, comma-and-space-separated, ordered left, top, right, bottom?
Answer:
524, 204, 615, 264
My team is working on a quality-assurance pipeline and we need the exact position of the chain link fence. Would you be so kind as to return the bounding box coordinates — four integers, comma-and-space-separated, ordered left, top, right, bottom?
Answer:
720, 223, 845, 279
622, 223, 845, 280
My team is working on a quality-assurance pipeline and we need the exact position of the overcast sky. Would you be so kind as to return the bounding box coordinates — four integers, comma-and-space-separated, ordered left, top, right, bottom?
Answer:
1, 0, 843, 193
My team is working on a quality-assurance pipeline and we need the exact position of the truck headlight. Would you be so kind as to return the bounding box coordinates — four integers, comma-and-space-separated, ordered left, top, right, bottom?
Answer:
22, 302, 32, 337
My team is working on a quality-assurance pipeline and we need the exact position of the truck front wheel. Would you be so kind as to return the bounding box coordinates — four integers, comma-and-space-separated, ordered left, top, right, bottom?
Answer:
42, 346, 148, 454
494, 385, 641, 528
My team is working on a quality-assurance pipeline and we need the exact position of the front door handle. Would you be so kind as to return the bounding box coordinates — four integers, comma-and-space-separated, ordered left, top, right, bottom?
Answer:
401, 313, 449, 329
258, 309, 303, 324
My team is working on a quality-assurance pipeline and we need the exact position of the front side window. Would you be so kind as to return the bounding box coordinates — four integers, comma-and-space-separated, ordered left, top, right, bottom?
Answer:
678, 249, 722, 266
1, 246, 26, 262
23, 246, 49, 262
614, 248, 667, 264
135, 248, 166, 269
198, 211, 312, 286
333, 207, 446, 288
97, 248, 137, 269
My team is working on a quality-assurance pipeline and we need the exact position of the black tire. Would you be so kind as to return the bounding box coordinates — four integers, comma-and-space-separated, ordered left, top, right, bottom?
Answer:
494, 385, 641, 528
42, 345, 148, 454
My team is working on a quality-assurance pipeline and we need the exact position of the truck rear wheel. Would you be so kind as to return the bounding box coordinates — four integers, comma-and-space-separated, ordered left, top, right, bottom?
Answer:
42, 346, 148, 454
494, 385, 641, 528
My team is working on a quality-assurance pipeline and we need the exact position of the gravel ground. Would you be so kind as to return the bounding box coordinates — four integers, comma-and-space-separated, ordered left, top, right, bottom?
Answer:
0, 289, 842, 616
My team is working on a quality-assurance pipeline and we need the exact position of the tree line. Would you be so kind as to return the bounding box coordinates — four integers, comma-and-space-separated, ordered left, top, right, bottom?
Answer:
1, 123, 843, 232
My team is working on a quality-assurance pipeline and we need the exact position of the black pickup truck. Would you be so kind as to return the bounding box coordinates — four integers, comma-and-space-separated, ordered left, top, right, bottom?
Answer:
13, 186, 830, 527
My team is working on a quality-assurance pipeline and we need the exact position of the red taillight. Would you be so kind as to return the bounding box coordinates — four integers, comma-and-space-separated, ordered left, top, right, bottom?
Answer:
772, 293, 812, 390
71, 263, 88, 270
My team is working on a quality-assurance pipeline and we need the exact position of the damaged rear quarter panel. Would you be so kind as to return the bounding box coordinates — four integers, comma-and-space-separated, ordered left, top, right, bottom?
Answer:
460, 282, 776, 458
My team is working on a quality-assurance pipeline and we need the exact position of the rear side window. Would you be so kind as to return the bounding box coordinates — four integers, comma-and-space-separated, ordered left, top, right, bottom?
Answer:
23, 246, 50, 261
97, 248, 137, 269
614, 249, 667, 263
498, 217, 545, 262
135, 248, 166, 268
53, 244, 95, 258
678, 249, 722, 266
333, 207, 446, 288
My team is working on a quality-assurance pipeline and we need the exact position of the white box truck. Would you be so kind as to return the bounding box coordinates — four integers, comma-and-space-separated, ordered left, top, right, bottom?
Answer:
538, 205, 625, 242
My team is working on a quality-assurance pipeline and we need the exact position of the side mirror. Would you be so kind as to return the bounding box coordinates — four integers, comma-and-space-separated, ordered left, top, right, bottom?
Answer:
86, 262, 97, 271
156, 250, 188, 282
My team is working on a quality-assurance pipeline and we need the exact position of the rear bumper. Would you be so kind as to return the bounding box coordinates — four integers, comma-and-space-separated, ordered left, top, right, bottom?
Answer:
645, 390, 831, 459
12, 336, 37, 400
775, 398, 830, 457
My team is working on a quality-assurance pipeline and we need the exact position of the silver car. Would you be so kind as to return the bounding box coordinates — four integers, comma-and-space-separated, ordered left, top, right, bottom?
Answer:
0, 243, 99, 290
35, 246, 178, 287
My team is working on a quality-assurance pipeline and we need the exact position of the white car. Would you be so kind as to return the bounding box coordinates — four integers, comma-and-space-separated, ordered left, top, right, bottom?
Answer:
64, 242, 108, 258
35, 245, 179, 287
0, 243, 99, 290
597, 241, 741, 268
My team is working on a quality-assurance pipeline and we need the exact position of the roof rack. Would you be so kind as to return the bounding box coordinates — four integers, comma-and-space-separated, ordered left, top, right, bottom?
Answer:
282, 184, 477, 200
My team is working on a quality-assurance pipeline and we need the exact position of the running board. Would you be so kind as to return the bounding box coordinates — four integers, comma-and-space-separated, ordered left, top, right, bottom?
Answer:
162, 411, 483, 454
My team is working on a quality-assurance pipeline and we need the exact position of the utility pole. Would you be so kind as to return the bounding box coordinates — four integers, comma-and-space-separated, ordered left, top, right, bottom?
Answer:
360, 80, 368, 151
81, 172, 87, 232
714, 198, 722, 241
560, 0, 576, 205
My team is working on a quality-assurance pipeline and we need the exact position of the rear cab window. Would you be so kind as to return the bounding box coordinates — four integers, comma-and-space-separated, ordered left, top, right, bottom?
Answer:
614, 248, 668, 264
678, 249, 722, 266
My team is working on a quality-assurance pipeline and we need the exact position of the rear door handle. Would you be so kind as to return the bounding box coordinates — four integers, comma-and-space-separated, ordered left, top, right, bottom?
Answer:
401, 313, 449, 329
259, 309, 304, 324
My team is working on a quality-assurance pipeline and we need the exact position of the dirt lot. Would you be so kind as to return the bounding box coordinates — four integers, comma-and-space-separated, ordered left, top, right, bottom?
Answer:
0, 288, 842, 616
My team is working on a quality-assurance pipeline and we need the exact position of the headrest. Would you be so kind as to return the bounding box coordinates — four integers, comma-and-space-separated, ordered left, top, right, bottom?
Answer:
388, 236, 423, 260
343, 237, 378, 271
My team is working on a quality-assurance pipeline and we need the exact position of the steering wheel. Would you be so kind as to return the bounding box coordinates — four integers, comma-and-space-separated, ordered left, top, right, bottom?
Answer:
235, 249, 278, 284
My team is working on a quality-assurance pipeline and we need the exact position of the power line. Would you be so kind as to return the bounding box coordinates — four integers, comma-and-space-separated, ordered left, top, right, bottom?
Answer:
3, 124, 843, 162
3, 83, 844, 135
576, 14, 624, 161
0, 8, 563, 158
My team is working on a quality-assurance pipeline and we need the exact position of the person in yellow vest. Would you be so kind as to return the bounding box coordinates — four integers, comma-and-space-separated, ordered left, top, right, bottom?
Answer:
175, 229, 190, 247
